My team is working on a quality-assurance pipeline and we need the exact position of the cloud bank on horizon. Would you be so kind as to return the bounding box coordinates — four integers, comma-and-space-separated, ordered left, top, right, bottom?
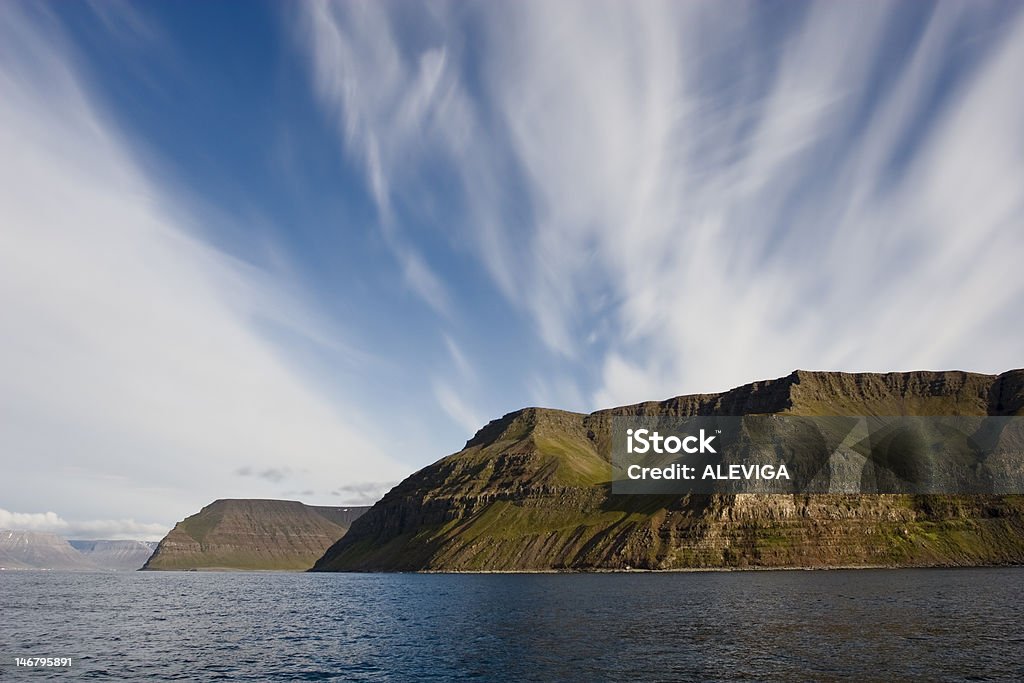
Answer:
0, 508, 166, 542
1, 0, 1022, 536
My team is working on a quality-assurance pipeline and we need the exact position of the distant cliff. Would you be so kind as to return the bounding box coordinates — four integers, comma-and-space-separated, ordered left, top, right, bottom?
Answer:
313, 369, 1024, 572
143, 499, 370, 571
68, 540, 157, 571
0, 532, 158, 571
0, 530, 96, 570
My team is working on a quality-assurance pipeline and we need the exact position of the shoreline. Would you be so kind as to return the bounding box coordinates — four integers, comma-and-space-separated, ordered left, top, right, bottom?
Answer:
357, 562, 1024, 575
5, 563, 1021, 575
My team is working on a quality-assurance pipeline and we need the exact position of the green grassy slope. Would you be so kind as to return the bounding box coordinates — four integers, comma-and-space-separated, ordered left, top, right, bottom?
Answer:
313, 369, 1024, 571
143, 499, 370, 571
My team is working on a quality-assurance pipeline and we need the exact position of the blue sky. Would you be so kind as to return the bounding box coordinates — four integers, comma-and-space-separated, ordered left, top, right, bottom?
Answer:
1, 1, 1022, 538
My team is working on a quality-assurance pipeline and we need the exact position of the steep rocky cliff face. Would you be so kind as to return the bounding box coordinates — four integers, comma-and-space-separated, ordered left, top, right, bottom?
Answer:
313, 369, 1024, 572
143, 499, 369, 571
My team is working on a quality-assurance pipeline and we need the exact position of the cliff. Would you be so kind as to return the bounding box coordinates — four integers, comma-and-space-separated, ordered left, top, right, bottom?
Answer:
68, 540, 158, 571
313, 369, 1024, 571
143, 499, 370, 571
0, 530, 98, 570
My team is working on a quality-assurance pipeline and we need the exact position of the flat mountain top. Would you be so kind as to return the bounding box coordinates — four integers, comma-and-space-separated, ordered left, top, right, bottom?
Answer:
313, 368, 1024, 572
143, 499, 371, 571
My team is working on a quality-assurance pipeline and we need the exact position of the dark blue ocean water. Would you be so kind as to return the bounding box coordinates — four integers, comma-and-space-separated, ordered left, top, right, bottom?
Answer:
2, 568, 1023, 681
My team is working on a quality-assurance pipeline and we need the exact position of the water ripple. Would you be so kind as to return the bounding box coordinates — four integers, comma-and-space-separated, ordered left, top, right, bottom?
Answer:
1, 568, 1023, 681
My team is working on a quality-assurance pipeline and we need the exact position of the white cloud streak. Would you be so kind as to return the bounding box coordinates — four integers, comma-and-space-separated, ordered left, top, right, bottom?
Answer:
300, 1, 1024, 407
0, 4, 408, 527
300, 1, 456, 316
432, 381, 485, 437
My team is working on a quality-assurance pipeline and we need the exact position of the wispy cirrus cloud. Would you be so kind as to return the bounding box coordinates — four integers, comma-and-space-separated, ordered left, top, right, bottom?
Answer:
299, 0, 458, 317
430, 335, 485, 437
299, 1, 1024, 408
432, 380, 486, 438
5, 1, 1023, 537
0, 3, 408, 530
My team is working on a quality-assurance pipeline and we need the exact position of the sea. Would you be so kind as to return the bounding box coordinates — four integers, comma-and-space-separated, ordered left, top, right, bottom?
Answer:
2, 568, 1023, 681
